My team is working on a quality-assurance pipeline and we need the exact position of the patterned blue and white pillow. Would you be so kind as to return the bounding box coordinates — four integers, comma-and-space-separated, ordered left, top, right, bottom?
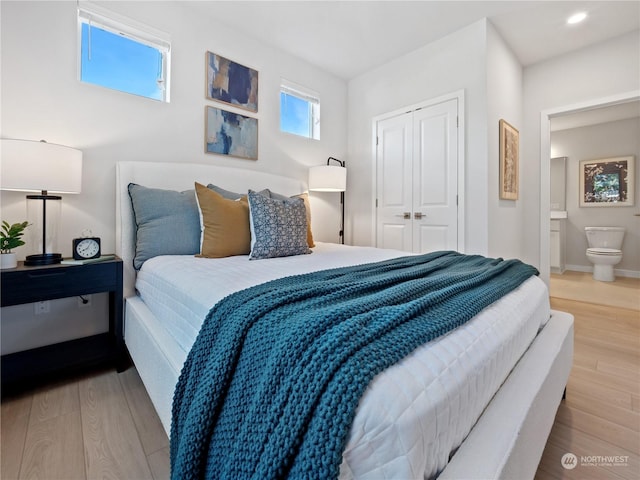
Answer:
248, 189, 311, 260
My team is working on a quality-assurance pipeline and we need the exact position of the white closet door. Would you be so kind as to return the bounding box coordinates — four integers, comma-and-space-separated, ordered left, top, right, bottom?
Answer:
376, 113, 413, 252
412, 99, 458, 253
376, 98, 458, 254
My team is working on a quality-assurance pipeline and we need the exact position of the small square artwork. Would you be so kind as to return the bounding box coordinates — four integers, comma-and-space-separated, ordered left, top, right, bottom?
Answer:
579, 156, 634, 207
206, 51, 258, 113
205, 106, 258, 160
499, 119, 519, 200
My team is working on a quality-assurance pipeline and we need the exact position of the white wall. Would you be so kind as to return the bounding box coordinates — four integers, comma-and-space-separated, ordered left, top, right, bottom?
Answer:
347, 20, 489, 254
522, 30, 640, 278
486, 22, 524, 260
1, 1, 348, 251
347, 19, 527, 261
551, 117, 640, 274
0, 0, 347, 353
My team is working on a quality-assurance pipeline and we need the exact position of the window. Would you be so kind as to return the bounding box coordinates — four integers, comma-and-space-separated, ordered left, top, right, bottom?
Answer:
280, 81, 320, 140
78, 4, 171, 102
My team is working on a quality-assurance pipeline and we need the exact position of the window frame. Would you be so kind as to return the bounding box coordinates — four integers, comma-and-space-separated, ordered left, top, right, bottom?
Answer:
280, 80, 320, 140
77, 3, 171, 102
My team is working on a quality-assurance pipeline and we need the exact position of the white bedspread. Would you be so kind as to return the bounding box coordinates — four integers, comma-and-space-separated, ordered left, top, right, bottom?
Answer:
135, 243, 549, 479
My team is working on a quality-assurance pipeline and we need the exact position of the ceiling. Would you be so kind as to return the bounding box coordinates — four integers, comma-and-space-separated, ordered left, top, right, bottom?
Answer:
186, 1, 640, 80
550, 100, 640, 132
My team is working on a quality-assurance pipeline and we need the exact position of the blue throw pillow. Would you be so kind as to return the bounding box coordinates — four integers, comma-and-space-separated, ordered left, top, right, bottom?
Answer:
206, 184, 244, 200
248, 190, 311, 260
207, 184, 271, 200
128, 183, 201, 269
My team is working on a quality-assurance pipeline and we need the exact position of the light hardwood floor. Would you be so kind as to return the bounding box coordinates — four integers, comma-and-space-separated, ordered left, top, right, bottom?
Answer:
549, 270, 640, 311
1, 368, 170, 479
536, 274, 640, 479
2, 275, 638, 479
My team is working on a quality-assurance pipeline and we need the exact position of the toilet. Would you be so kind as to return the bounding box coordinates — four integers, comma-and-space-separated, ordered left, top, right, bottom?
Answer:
585, 227, 625, 282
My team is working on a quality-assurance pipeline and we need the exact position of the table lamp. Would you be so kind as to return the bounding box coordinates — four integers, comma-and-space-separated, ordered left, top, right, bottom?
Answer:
1, 139, 83, 265
309, 157, 347, 244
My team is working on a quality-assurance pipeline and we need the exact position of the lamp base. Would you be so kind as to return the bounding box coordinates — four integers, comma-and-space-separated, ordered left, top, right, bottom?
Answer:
24, 253, 62, 266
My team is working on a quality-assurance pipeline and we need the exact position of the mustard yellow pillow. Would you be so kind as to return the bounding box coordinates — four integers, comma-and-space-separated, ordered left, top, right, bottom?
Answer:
292, 192, 315, 248
194, 182, 251, 257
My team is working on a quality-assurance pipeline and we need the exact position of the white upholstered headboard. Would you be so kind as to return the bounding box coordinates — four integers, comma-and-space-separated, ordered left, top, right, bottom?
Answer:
116, 161, 307, 297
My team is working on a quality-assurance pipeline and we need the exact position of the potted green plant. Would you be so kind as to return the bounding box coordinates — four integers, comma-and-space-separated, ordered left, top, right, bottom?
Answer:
1, 221, 29, 269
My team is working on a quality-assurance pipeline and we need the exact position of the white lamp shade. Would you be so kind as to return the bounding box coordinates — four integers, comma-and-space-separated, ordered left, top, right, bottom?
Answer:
308, 165, 346, 192
1, 139, 83, 193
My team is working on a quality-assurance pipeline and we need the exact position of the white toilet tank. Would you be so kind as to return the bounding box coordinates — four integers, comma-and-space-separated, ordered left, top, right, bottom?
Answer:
585, 226, 626, 249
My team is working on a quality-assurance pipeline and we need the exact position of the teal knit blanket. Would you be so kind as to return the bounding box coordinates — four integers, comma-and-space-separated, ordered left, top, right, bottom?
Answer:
170, 251, 537, 479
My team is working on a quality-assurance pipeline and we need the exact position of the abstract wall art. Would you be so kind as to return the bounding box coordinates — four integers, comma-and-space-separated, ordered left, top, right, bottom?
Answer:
206, 51, 258, 113
205, 106, 258, 160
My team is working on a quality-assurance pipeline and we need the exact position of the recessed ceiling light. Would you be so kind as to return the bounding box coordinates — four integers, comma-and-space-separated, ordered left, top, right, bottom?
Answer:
567, 12, 588, 25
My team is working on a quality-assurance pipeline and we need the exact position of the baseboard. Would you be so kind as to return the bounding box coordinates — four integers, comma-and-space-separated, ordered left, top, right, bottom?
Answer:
564, 265, 591, 273
615, 269, 640, 279
565, 265, 640, 279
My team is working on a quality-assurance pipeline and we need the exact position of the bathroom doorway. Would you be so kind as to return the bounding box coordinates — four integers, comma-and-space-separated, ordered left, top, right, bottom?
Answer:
540, 92, 640, 289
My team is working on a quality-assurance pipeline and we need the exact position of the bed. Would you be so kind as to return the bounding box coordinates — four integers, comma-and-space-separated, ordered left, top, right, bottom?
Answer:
115, 160, 573, 479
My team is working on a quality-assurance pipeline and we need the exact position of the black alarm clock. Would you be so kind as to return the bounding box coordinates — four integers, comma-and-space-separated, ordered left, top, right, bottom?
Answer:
72, 237, 101, 260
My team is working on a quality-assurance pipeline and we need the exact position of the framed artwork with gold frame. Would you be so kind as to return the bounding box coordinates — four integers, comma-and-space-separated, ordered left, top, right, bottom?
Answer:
499, 119, 519, 200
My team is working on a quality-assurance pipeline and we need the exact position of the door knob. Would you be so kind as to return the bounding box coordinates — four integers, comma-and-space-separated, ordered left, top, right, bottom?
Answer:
414, 212, 424, 219
395, 212, 411, 219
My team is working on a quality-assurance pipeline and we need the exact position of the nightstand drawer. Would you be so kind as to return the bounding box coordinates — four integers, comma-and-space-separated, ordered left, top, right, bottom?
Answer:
1, 261, 118, 306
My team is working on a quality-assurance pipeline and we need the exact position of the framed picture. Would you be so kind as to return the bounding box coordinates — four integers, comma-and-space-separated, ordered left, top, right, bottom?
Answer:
206, 51, 258, 113
499, 119, 519, 200
205, 106, 258, 160
579, 156, 634, 207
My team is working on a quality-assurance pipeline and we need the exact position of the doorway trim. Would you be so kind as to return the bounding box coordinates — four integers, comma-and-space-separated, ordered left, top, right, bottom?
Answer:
371, 89, 466, 251
538, 89, 640, 285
